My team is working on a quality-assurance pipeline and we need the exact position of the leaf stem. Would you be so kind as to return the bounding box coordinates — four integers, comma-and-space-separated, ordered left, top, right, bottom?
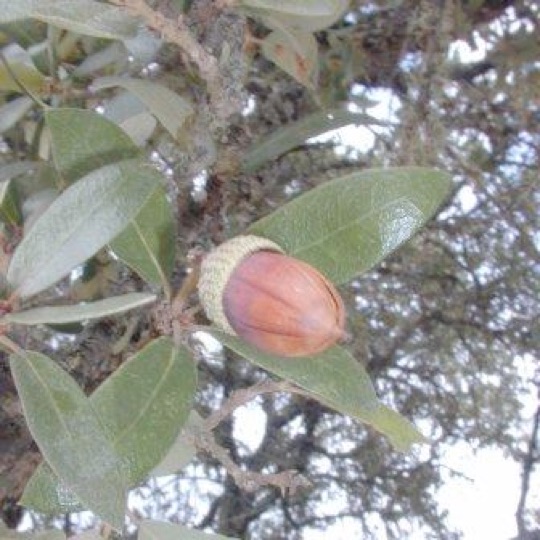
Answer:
0, 333, 24, 355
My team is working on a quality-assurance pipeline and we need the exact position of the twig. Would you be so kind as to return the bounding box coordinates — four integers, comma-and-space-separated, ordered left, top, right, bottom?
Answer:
0, 333, 25, 356
516, 399, 540, 538
170, 252, 202, 346
203, 379, 311, 430
195, 428, 311, 496
110, 0, 229, 119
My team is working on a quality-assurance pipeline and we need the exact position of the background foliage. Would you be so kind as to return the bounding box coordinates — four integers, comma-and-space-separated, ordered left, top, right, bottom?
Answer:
0, 1, 538, 540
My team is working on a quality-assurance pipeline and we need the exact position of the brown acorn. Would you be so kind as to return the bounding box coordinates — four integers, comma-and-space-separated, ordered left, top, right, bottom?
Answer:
198, 235, 345, 357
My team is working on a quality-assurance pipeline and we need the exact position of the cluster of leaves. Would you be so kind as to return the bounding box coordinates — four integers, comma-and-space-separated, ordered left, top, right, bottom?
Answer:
0, 1, 457, 538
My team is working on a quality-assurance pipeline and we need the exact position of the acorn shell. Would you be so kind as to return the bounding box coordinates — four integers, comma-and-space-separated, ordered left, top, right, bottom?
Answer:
223, 250, 345, 357
198, 235, 346, 357
198, 235, 284, 334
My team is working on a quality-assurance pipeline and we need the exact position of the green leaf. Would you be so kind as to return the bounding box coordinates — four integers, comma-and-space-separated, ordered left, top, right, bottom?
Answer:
151, 411, 202, 476
110, 186, 175, 293
261, 29, 318, 90
69, 533, 102, 540
246, 0, 349, 31
249, 167, 452, 284
19, 468, 82, 514
0, 161, 38, 184
139, 520, 237, 540
45, 108, 139, 186
0, 44, 46, 94
4, 292, 156, 325
7, 158, 162, 298
0, 96, 34, 134
10, 351, 127, 529
207, 329, 424, 451
243, 106, 386, 172
0, 179, 22, 226
92, 77, 194, 139
94, 337, 197, 485
0, 0, 139, 40
0, 0, 33, 23
0, 525, 65, 540
119, 112, 157, 147
22, 338, 197, 514
72, 43, 127, 78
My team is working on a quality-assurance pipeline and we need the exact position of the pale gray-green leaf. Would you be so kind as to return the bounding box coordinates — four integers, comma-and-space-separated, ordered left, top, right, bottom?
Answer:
139, 520, 237, 540
7, 158, 162, 298
151, 411, 203, 476
110, 186, 175, 293
119, 112, 157, 147
208, 329, 424, 451
22, 339, 197, 514
261, 29, 318, 90
4, 292, 156, 325
72, 43, 127, 77
45, 108, 139, 185
0, 0, 139, 39
0, 161, 38, 183
238, 0, 346, 18
92, 77, 193, 139
122, 26, 162, 67
0, 0, 33, 22
10, 351, 127, 529
258, 0, 349, 32
243, 106, 386, 171
249, 167, 452, 284
20, 467, 82, 514
0, 525, 65, 540
70, 532, 102, 540
0, 96, 33, 134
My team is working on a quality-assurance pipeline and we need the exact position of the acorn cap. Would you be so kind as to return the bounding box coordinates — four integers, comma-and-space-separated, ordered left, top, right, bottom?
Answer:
198, 235, 284, 333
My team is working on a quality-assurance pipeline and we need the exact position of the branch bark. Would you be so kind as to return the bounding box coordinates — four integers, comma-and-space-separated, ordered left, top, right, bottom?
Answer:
110, 0, 231, 119
516, 400, 540, 538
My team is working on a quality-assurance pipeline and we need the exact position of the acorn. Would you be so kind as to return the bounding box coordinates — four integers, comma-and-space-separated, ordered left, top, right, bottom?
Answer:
198, 235, 346, 357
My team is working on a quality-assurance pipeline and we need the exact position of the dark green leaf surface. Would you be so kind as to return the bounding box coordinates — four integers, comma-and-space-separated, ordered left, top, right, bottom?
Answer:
45, 108, 139, 185
4, 292, 156, 325
243, 107, 386, 172
139, 520, 237, 540
10, 351, 127, 529
0, 44, 46, 94
7, 158, 162, 298
0, 178, 22, 226
93, 337, 197, 485
249, 167, 452, 284
110, 186, 175, 294
22, 339, 197, 514
208, 329, 424, 451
